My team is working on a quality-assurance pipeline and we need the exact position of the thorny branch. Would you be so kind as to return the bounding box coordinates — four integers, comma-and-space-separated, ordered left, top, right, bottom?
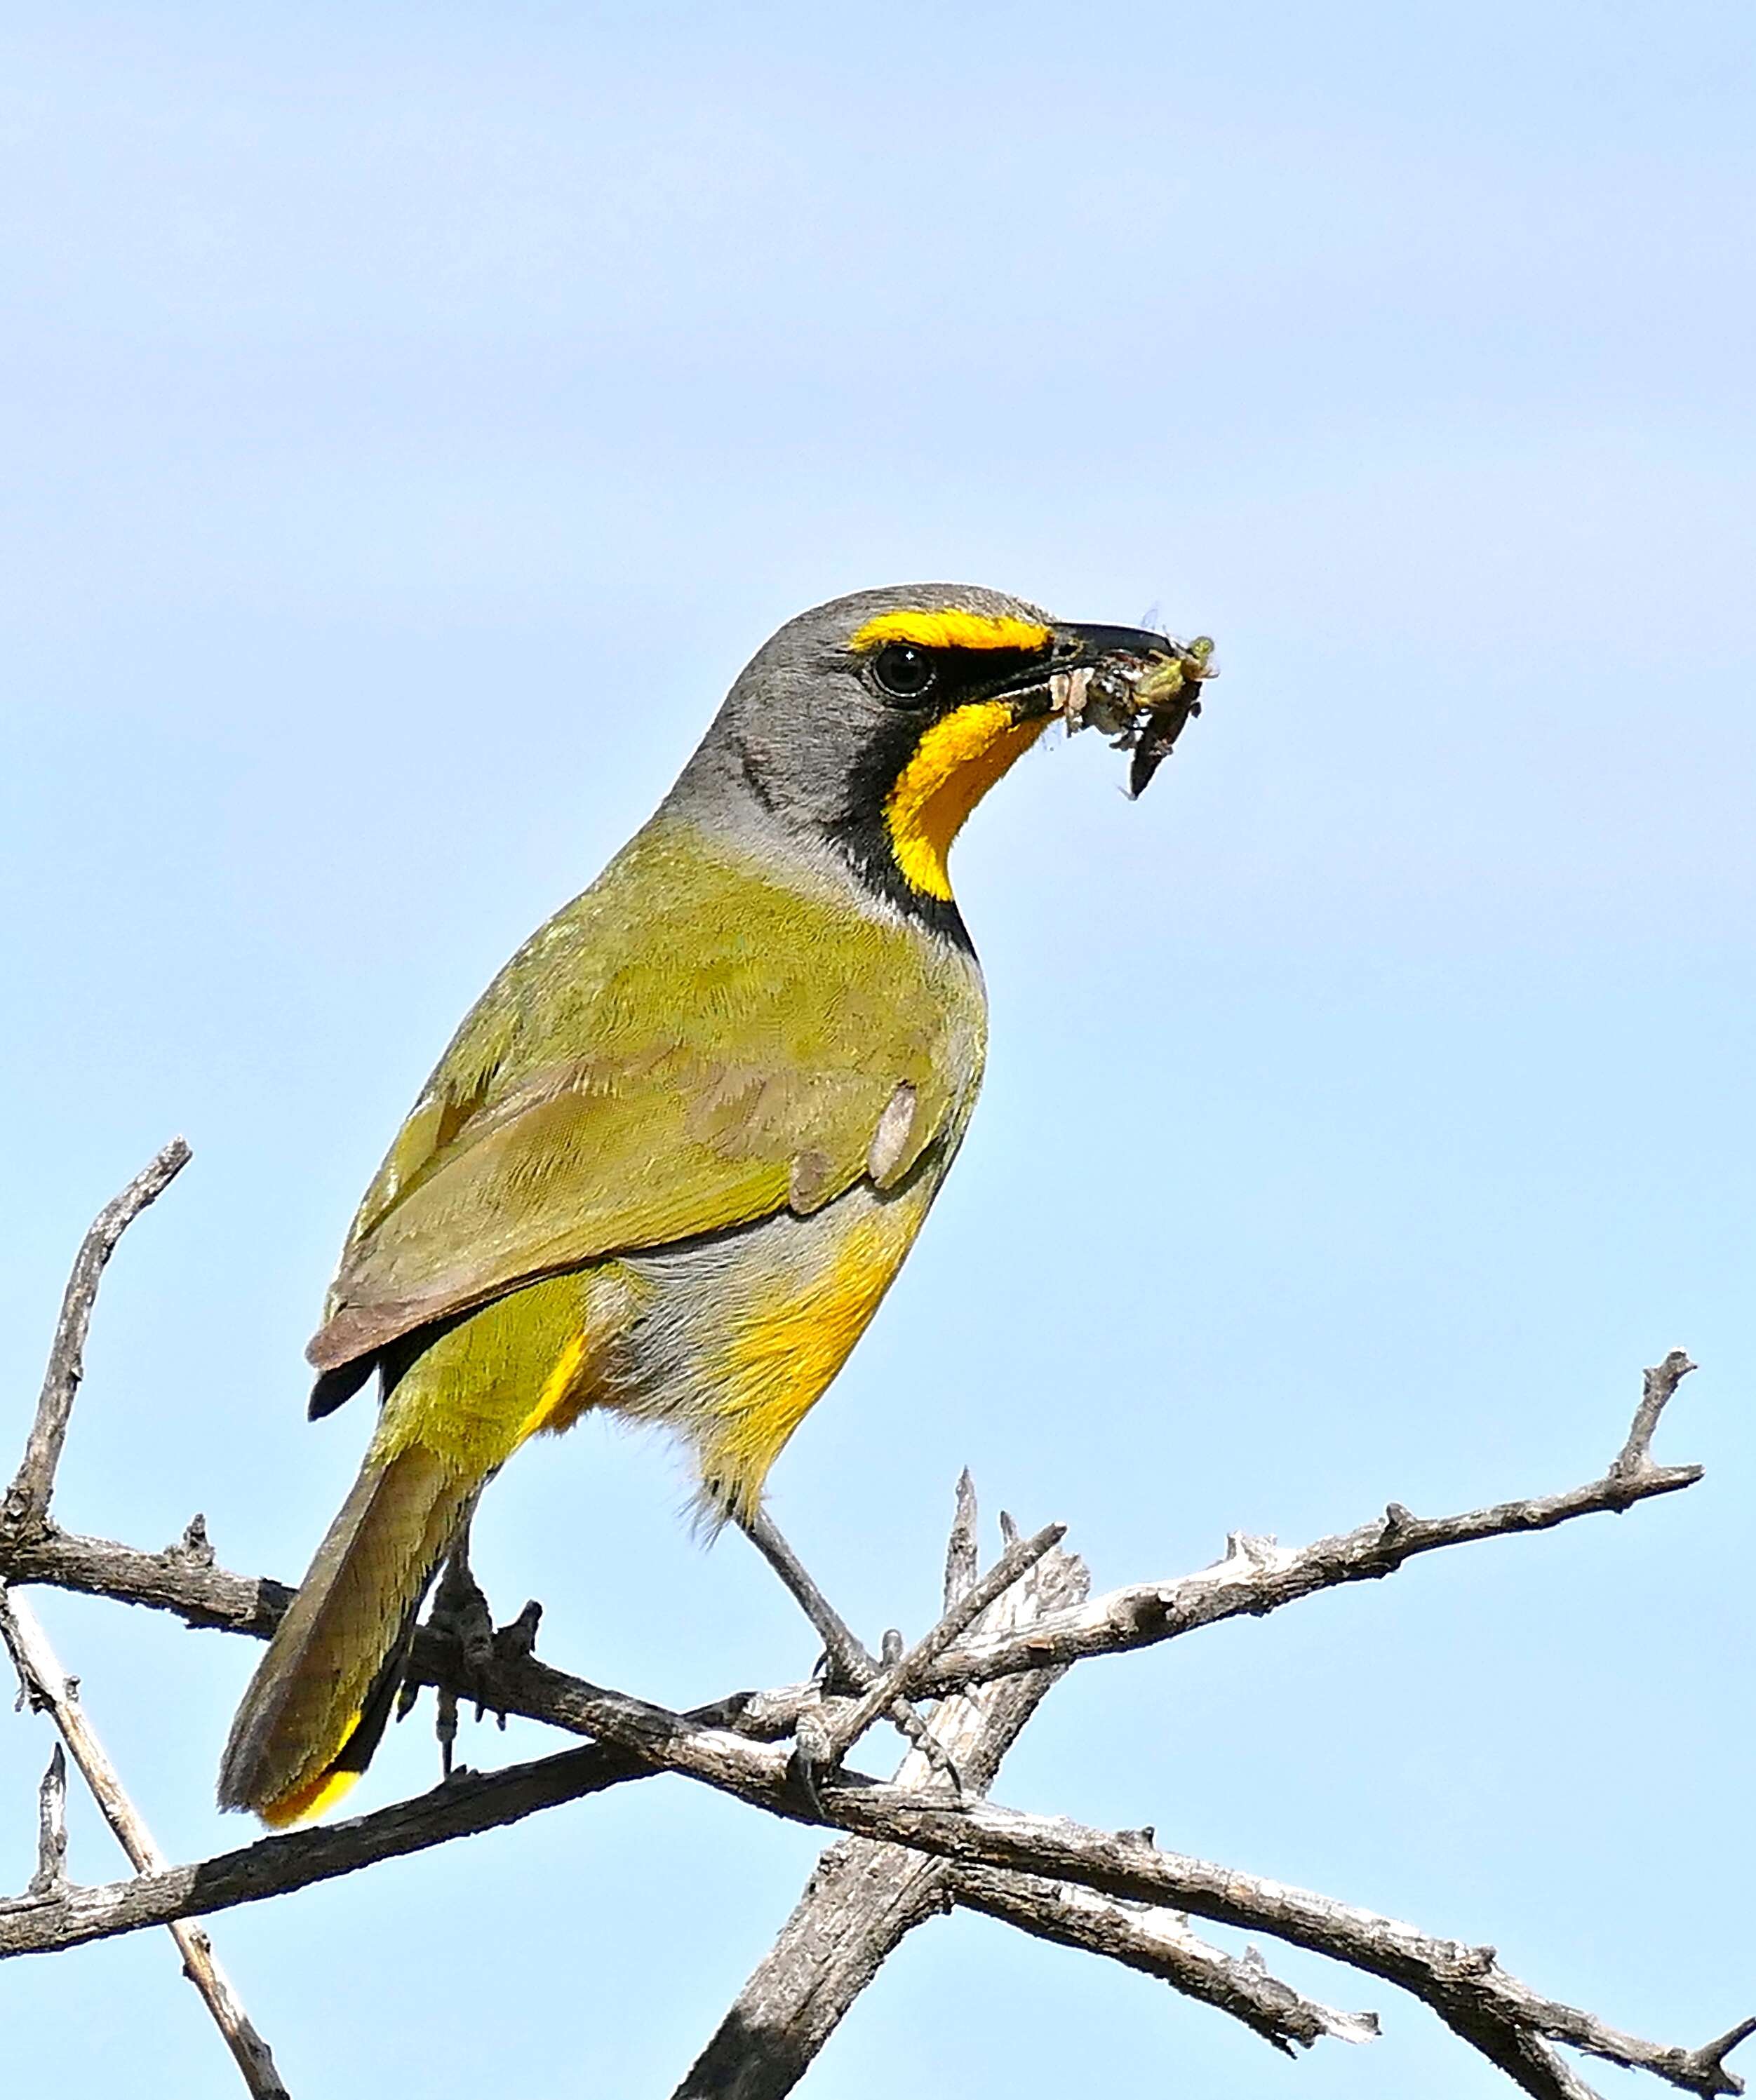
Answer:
0, 1149, 1744, 2100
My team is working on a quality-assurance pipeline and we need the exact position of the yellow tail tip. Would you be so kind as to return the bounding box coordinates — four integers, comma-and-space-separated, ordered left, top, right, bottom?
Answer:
257, 1761, 365, 1829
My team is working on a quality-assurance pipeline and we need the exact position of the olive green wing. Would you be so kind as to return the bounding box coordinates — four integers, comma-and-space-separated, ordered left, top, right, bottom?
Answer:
307, 839, 980, 1373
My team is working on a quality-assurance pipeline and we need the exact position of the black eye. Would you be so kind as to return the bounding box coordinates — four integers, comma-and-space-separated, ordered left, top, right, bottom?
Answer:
871, 642, 939, 703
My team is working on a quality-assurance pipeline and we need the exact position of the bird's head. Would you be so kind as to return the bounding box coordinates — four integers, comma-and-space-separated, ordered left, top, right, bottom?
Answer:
671, 583, 1212, 940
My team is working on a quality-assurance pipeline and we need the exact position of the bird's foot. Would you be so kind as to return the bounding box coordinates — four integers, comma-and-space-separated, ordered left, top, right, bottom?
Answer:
408, 1517, 535, 1777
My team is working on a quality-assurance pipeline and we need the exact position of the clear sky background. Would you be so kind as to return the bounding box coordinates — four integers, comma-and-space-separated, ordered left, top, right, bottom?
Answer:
3, 4, 1752, 2094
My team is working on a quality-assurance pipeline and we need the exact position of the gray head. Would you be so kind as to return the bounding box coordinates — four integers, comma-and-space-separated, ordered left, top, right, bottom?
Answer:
662, 581, 1174, 940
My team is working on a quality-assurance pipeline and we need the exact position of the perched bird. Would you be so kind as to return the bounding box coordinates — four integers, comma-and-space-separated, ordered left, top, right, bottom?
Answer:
220, 582, 1186, 1826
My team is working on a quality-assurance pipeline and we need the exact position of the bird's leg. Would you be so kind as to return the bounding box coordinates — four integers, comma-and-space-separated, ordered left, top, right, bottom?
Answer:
421, 1514, 496, 1777
736, 1505, 877, 1692
431, 1514, 497, 1674
736, 1507, 963, 1805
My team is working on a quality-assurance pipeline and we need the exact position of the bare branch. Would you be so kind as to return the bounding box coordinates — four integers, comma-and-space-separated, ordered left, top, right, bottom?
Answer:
737, 1503, 967, 1791
0, 1352, 1732, 2099
1, 1139, 192, 1542
1, 1584, 289, 2098
676, 1497, 1382, 2094
3, 1704, 1742, 2100
0, 1524, 825, 1768
950, 1866, 1381, 2056
0, 1740, 645, 1956
929, 1499, 1379, 2062
676, 1500, 1088, 2097
671, 1840, 951, 2098
4, 1373, 1699, 1786
674, 1852, 1380, 2092
921, 1360, 1704, 1697
791, 1795, 1745, 2099
943, 1467, 978, 1607
0, 1361, 1706, 1812
0, 1523, 292, 1636
1611, 1349, 1696, 1481
5, 1362, 1703, 1775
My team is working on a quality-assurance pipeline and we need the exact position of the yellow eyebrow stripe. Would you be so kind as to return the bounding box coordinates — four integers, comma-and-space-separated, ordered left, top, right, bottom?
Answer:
850, 609, 1052, 654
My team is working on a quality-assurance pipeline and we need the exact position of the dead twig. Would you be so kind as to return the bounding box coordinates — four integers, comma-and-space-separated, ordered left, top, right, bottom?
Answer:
1, 1139, 191, 1542
2, 1704, 1744, 2099
1, 1364, 1703, 1744
676, 1490, 1085, 2097
676, 1486, 1376, 2097
0, 1218, 1731, 2100
919, 1359, 1704, 1697
0, 1584, 290, 2099
815, 1519, 1063, 1772
28, 1743, 68, 1899
1610, 1349, 1696, 1482
738, 1502, 963, 1791
942, 1467, 979, 1606
950, 1864, 1381, 2056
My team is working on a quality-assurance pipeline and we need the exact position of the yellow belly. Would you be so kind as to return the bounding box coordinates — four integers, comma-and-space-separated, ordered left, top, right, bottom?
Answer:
368, 1175, 937, 1526
688, 1191, 932, 1519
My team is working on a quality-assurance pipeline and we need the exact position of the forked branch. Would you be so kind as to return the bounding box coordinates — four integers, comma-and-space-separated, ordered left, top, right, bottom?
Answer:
675, 1486, 1378, 2099
0, 1147, 1742, 2100
1, 1584, 289, 2099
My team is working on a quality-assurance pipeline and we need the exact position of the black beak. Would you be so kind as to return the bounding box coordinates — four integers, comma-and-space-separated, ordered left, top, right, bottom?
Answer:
1050, 621, 1179, 666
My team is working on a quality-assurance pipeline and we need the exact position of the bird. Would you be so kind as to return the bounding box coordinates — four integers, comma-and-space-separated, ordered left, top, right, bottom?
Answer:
218, 581, 1188, 1826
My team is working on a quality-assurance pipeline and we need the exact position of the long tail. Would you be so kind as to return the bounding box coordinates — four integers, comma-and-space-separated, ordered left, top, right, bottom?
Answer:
217, 1443, 478, 1826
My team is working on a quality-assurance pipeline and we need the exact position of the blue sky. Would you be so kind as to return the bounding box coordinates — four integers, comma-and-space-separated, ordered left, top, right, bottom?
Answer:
4, 4, 1752, 2094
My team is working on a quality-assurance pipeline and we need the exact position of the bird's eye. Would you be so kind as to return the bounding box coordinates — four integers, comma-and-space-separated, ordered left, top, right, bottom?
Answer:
871, 642, 939, 703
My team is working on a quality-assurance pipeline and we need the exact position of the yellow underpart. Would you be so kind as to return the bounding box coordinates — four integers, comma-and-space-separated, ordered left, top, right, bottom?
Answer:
885, 701, 1050, 901
850, 608, 1052, 654
516, 1329, 592, 1444
259, 1728, 365, 1829
707, 1203, 924, 1521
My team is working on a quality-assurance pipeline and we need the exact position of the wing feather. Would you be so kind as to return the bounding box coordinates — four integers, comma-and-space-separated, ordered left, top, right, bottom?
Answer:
307, 823, 982, 1371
